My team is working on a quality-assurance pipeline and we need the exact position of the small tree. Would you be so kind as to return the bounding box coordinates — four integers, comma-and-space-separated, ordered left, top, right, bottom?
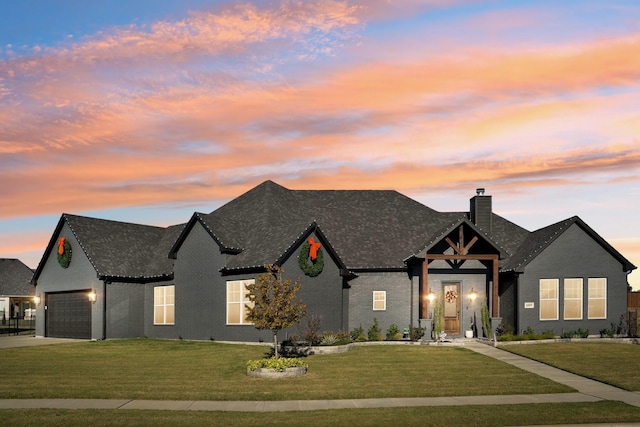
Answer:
246, 264, 307, 358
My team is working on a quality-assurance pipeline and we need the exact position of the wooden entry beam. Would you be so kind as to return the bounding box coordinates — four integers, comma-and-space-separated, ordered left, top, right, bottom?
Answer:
421, 253, 500, 318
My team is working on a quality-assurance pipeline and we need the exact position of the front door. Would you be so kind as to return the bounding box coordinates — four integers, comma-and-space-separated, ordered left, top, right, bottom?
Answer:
443, 283, 460, 335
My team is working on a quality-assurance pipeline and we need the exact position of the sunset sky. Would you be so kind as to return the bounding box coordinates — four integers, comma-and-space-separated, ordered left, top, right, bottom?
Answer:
1, 0, 638, 288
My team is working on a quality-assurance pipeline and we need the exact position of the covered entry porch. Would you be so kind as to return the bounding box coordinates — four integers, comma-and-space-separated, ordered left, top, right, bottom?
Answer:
414, 220, 503, 339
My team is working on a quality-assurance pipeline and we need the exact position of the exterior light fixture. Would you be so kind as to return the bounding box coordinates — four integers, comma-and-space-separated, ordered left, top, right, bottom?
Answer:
88, 291, 97, 303
427, 290, 435, 302
469, 288, 477, 302
33, 295, 41, 305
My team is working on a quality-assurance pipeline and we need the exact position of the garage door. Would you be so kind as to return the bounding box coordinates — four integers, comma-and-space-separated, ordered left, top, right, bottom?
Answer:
45, 291, 92, 339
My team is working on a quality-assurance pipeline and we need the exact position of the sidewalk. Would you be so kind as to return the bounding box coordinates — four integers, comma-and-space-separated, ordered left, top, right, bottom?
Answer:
1, 336, 640, 413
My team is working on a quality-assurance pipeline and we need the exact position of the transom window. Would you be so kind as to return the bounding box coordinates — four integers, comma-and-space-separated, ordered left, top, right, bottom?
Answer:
154, 285, 175, 325
563, 278, 583, 320
226, 280, 255, 325
588, 278, 607, 319
373, 291, 386, 311
539, 279, 558, 321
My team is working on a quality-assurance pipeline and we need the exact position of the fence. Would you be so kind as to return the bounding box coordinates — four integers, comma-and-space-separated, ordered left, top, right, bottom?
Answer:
628, 291, 640, 308
0, 316, 36, 336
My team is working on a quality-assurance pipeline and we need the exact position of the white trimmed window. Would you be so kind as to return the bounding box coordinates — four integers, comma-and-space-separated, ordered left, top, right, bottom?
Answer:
563, 278, 583, 320
154, 285, 175, 325
373, 291, 386, 311
539, 279, 558, 321
588, 278, 607, 319
227, 280, 254, 325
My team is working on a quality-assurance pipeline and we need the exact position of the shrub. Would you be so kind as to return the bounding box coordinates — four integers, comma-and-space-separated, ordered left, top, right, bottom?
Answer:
495, 318, 514, 337
480, 299, 492, 339
561, 328, 589, 339
301, 315, 322, 345
600, 328, 615, 338
409, 326, 425, 342
350, 325, 367, 342
319, 333, 338, 346
385, 324, 401, 340
368, 318, 382, 341
247, 357, 307, 372
334, 330, 353, 345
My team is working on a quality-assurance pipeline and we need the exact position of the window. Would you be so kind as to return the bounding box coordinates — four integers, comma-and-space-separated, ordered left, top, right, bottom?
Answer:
373, 291, 386, 311
227, 280, 254, 325
539, 279, 558, 321
563, 278, 583, 320
154, 285, 175, 325
588, 278, 607, 319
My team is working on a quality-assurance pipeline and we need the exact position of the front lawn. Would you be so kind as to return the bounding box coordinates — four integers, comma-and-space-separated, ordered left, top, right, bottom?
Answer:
503, 342, 640, 391
0, 339, 571, 400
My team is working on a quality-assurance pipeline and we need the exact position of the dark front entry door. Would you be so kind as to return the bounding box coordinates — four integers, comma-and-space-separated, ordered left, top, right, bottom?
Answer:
443, 283, 460, 335
45, 291, 92, 339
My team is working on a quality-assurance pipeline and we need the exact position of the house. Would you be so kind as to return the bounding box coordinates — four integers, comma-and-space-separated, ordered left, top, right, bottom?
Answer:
0, 258, 36, 333
31, 181, 636, 341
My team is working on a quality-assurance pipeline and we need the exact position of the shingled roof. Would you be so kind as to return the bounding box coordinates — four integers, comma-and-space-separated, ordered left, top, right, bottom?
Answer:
502, 216, 636, 273
33, 214, 183, 284
33, 181, 636, 281
0, 259, 34, 296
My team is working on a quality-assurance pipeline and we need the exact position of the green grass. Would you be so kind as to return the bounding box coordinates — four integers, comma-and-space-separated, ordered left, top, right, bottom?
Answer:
2, 402, 640, 426
0, 339, 571, 400
503, 342, 640, 391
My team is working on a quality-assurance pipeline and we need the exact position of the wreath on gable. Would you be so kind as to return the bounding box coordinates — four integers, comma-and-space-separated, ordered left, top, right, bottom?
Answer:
298, 237, 324, 277
57, 237, 72, 268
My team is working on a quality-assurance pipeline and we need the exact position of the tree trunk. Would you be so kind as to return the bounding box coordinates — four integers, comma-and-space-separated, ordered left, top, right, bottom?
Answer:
273, 331, 279, 359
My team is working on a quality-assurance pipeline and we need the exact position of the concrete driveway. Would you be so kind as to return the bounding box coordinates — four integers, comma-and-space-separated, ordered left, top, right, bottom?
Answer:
0, 335, 86, 349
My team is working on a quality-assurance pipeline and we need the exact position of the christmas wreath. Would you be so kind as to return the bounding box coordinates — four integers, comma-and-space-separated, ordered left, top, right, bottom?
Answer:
57, 237, 72, 268
445, 290, 458, 303
298, 237, 324, 277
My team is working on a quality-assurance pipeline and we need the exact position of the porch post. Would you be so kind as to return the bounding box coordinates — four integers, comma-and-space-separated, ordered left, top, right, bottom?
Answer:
492, 256, 499, 317
421, 258, 429, 319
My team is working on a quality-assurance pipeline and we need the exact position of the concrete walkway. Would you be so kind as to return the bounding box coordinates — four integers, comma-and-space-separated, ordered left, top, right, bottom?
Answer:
1, 336, 640, 414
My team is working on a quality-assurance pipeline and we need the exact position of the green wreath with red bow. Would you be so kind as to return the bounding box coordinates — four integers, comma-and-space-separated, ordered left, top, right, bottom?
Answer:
298, 237, 324, 277
57, 237, 72, 268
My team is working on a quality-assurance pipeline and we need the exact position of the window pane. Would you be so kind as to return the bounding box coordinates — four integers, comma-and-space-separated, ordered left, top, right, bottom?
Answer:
154, 306, 164, 324
540, 300, 557, 320
564, 300, 581, 319
165, 306, 175, 324
588, 278, 606, 319
588, 299, 605, 319
227, 303, 240, 324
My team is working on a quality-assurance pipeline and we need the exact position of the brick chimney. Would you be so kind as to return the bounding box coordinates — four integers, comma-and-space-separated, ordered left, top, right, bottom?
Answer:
470, 188, 492, 234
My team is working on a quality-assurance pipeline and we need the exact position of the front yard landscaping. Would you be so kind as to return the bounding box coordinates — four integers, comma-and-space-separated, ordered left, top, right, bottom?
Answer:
1, 339, 640, 426
0, 339, 570, 400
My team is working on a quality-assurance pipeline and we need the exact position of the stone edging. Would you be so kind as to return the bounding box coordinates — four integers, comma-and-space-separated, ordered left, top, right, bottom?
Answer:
246, 366, 307, 378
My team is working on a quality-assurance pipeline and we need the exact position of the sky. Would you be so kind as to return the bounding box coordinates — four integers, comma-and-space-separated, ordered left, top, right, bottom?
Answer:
0, 0, 638, 289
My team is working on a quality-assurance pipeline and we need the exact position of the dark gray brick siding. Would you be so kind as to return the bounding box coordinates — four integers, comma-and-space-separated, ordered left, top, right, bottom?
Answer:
152, 227, 345, 342
106, 282, 145, 338
517, 223, 629, 335
34, 224, 104, 340
348, 272, 412, 335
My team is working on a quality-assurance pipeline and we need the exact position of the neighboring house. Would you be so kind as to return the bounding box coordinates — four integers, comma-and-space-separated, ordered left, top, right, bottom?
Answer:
32, 181, 636, 341
0, 258, 36, 331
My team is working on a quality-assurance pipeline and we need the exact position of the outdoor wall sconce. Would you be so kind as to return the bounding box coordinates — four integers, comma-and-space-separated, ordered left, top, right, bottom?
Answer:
33, 295, 41, 305
88, 291, 97, 303
427, 290, 435, 302
469, 288, 477, 302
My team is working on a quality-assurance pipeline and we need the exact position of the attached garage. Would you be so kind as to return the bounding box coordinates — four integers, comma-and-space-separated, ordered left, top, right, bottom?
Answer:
45, 291, 92, 339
